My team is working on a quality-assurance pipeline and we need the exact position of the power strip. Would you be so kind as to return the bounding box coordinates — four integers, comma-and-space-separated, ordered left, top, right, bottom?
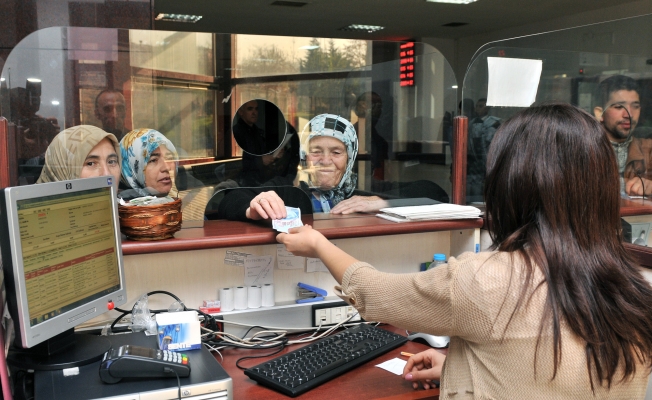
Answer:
311, 301, 362, 326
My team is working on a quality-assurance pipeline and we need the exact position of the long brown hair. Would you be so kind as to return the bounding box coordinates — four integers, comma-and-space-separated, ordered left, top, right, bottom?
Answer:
484, 103, 652, 389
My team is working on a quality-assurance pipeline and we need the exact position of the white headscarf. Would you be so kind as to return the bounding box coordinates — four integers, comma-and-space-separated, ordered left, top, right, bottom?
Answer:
299, 114, 358, 205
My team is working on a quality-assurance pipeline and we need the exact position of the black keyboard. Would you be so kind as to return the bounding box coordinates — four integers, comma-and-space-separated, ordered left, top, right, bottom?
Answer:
244, 324, 407, 397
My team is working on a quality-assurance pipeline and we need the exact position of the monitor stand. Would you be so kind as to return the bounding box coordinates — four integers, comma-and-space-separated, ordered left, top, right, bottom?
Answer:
7, 328, 111, 371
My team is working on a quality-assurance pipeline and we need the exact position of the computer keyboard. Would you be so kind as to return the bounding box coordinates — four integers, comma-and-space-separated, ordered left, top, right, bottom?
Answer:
244, 324, 408, 397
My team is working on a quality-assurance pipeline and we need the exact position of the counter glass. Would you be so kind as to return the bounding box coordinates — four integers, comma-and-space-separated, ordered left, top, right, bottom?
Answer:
463, 13, 652, 204
0, 28, 458, 222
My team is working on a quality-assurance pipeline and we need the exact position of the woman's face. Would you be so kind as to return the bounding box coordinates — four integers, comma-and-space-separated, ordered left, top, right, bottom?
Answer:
144, 144, 175, 195
80, 138, 121, 182
306, 136, 348, 190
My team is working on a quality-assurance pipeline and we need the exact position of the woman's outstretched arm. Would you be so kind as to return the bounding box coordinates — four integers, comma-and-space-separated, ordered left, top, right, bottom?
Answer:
276, 225, 357, 283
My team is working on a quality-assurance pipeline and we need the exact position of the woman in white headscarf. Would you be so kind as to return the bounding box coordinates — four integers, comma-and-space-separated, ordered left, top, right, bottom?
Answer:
219, 114, 387, 221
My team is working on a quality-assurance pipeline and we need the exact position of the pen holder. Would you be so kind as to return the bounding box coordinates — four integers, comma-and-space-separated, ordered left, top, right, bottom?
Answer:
118, 198, 182, 241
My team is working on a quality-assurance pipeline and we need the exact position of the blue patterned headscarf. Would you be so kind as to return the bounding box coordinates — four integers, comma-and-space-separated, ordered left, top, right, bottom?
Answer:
299, 114, 358, 205
120, 128, 178, 196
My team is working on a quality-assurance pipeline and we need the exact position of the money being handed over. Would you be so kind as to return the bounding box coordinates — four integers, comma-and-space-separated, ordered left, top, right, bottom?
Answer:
273, 206, 303, 233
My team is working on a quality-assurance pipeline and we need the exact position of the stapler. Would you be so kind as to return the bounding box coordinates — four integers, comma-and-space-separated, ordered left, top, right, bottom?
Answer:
296, 282, 327, 303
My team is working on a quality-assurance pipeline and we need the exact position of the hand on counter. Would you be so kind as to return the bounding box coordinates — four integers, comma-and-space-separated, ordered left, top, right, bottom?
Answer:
626, 176, 652, 196
403, 349, 446, 390
330, 195, 388, 215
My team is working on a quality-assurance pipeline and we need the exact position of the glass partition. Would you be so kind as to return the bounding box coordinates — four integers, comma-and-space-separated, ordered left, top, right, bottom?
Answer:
1, 27, 457, 223
463, 14, 652, 204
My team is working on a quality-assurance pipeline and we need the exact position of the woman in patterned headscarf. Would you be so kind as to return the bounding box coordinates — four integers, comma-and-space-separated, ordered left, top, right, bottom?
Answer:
297, 113, 359, 212
218, 114, 388, 221
37, 125, 121, 184
119, 128, 178, 198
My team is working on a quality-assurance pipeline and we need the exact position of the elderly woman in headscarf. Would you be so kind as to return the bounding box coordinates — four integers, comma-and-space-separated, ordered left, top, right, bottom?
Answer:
218, 114, 388, 221
37, 125, 121, 185
119, 128, 178, 200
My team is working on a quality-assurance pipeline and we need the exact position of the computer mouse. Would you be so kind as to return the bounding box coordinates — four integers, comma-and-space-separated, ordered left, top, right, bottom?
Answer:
407, 332, 450, 348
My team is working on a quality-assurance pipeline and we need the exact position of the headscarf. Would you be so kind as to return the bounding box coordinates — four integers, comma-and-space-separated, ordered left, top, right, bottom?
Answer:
299, 114, 358, 205
120, 128, 178, 197
37, 125, 119, 183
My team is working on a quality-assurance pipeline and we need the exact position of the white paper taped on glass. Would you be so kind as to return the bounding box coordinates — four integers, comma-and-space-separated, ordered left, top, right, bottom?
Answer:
486, 57, 543, 108
377, 204, 482, 223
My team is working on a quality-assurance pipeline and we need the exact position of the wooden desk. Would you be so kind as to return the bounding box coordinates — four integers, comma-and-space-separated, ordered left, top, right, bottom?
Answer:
216, 326, 441, 400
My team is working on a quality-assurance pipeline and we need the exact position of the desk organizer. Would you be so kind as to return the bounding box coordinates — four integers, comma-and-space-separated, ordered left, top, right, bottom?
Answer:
118, 198, 182, 240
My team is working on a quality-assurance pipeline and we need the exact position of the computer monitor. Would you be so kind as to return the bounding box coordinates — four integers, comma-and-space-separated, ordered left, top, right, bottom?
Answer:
0, 176, 127, 370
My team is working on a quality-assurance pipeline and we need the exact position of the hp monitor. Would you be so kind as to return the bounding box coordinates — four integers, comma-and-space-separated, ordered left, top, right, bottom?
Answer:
0, 176, 127, 370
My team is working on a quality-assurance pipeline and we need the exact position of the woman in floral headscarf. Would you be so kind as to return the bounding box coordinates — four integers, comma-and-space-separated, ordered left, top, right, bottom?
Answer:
219, 114, 388, 221
119, 128, 178, 199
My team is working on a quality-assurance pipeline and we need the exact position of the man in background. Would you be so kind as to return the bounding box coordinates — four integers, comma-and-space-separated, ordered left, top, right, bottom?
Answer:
467, 98, 500, 202
95, 89, 127, 140
233, 99, 266, 155
593, 75, 650, 196
353, 91, 388, 180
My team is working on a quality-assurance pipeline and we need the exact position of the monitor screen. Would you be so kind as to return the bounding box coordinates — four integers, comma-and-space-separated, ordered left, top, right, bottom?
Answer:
0, 176, 126, 369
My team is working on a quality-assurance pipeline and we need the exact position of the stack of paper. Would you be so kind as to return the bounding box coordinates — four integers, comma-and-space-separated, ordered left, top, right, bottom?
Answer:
377, 204, 483, 223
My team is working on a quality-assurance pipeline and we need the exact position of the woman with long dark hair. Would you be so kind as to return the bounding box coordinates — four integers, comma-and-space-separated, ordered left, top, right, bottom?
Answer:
277, 103, 652, 398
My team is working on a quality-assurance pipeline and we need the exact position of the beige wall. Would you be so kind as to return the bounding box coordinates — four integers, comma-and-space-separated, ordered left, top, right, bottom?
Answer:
83, 228, 479, 330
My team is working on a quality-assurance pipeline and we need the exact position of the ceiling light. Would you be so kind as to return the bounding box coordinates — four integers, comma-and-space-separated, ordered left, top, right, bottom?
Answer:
300, 45, 319, 50
51, 100, 60, 106
271, 1, 307, 7
155, 13, 202, 23
338, 24, 384, 33
426, 0, 477, 3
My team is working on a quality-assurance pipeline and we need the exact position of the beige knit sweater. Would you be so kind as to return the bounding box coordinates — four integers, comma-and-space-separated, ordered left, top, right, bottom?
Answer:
334, 251, 650, 399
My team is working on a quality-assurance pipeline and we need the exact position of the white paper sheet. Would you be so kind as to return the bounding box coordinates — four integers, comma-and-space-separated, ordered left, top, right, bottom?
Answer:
244, 255, 274, 286
224, 250, 252, 266
375, 358, 407, 375
487, 57, 542, 107
277, 244, 305, 270
307, 257, 328, 273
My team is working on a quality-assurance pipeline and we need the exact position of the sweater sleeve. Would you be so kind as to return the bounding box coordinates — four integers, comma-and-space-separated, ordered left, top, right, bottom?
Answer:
334, 261, 455, 336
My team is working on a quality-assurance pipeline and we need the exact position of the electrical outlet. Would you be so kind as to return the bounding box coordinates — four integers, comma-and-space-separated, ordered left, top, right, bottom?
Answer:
312, 302, 362, 326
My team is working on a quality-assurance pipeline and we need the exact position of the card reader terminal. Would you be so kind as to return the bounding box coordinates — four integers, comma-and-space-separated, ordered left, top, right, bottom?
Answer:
99, 345, 190, 384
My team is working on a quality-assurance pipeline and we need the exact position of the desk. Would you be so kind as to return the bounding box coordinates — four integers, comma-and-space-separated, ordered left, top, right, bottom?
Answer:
217, 325, 441, 400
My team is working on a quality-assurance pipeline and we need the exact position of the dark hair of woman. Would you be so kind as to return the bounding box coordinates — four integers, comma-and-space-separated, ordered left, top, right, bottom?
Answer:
483, 102, 652, 390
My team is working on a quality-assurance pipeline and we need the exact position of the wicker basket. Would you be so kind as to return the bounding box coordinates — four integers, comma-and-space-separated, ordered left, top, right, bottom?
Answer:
118, 198, 182, 240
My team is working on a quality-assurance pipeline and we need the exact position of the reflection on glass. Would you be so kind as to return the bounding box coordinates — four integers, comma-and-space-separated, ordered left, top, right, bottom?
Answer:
467, 98, 501, 203
233, 99, 287, 156
130, 31, 214, 77
235, 35, 370, 78
463, 15, 652, 203
1, 27, 456, 222
131, 82, 215, 159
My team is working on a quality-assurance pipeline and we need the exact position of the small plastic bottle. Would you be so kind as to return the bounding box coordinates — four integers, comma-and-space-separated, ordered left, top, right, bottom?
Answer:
428, 253, 446, 269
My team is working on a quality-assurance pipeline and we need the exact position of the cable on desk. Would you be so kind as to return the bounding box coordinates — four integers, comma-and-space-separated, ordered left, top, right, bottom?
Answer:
235, 342, 288, 370
108, 290, 221, 336
164, 367, 181, 400
203, 312, 363, 369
